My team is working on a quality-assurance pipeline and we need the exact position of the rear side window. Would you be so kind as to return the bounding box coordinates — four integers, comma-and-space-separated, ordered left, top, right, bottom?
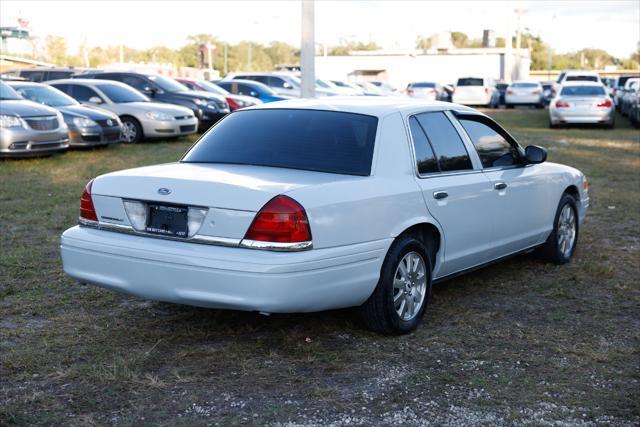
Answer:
183, 109, 378, 176
48, 71, 73, 80
20, 70, 45, 82
415, 112, 472, 172
560, 86, 606, 96
459, 118, 517, 168
457, 78, 483, 86
71, 85, 101, 102
408, 117, 439, 174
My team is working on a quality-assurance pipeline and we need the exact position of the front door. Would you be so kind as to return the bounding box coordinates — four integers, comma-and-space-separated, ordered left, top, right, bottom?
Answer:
408, 112, 497, 278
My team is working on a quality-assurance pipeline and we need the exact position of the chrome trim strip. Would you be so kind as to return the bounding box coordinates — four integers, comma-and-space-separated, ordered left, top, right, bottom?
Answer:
239, 239, 313, 251
78, 218, 312, 251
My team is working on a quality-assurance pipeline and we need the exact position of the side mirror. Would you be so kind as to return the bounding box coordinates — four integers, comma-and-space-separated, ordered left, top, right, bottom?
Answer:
282, 82, 293, 89
250, 91, 258, 97
88, 96, 103, 104
525, 145, 547, 164
143, 86, 156, 96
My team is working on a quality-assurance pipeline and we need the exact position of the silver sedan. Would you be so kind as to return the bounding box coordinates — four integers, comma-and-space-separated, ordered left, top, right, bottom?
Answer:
549, 82, 614, 128
48, 79, 198, 143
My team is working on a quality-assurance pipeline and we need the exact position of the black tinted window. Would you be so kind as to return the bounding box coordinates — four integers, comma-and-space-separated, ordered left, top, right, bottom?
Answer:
71, 85, 101, 102
409, 117, 439, 174
236, 84, 256, 96
459, 119, 517, 168
183, 109, 378, 176
50, 83, 71, 95
457, 78, 483, 86
566, 75, 598, 82
21, 70, 45, 82
48, 71, 73, 80
415, 112, 472, 172
121, 75, 150, 91
560, 86, 606, 96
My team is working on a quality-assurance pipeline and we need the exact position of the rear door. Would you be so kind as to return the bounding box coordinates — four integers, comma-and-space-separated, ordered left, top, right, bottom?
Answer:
455, 113, 551, 257
408, 111, 496, 278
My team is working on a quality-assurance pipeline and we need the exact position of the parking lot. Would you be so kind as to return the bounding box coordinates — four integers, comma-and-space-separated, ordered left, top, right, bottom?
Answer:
1, 108, 638, 425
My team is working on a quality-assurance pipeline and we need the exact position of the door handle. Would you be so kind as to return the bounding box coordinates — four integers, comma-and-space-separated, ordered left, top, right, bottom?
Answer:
494, 182, 507, 190
433, 191, 448, 200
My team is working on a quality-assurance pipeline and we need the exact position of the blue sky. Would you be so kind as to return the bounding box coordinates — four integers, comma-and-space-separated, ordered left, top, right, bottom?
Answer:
1, 1, 638, 58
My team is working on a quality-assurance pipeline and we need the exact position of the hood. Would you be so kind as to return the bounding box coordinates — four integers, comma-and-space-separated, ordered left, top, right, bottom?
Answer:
0, 100, 58, 117
58, 105, 118, 120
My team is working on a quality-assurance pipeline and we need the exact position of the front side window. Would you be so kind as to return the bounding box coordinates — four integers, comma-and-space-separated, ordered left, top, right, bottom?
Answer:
183, 109, 378, 176
408, 117, 439, 174
415, 112, 472, 172
459, 118, 518, 168
121, 75, 151, 92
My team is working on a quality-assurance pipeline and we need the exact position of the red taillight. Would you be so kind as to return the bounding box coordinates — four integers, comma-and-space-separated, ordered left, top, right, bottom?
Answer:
484, 87, 489, 94
80, 179, 97, 221
406, 89, 414, 95
555, 100, 570, 108
532, 90, 541, 95
597, 99, 612, 108
506, 90, 514, 95
244, 195, 311, 243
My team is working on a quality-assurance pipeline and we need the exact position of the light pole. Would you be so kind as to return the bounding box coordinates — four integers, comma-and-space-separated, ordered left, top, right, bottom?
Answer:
300, 0, 315, 98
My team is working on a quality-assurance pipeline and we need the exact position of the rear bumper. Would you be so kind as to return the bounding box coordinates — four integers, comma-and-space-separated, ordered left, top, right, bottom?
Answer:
60, 225, 388, 313
505, 95, 542, 105
550, 109, 613, 124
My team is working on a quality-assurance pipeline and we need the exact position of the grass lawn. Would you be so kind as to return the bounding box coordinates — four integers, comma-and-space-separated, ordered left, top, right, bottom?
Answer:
1, 109, 639, 426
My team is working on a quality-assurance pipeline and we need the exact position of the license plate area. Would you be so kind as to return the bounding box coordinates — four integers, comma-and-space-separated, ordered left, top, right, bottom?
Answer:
146, 204, 188, 238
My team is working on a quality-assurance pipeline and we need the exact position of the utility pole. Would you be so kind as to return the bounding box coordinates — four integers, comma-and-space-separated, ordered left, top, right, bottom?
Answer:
223, 43, 228, 75
300, 0, 315, 98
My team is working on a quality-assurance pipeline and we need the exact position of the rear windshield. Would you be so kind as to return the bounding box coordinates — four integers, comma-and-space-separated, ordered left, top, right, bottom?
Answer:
511, 82, 539, 88
560, 86, 606, 96
183, 109, 378, 176
565, 75, 598, 82
457, 78, 483, 86
411, 82, 436, 88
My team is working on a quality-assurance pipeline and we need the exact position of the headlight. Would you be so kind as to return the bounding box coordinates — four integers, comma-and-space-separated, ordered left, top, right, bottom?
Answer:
192, 98, 208, 106
144, 111, 174, 121
0, 115, 24, 128
72, 117, 98, 127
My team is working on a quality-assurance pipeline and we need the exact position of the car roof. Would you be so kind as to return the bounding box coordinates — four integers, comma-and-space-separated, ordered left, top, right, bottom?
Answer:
5, 81, 45, 87
245, 96, 476, 118
47, 78, 130, 87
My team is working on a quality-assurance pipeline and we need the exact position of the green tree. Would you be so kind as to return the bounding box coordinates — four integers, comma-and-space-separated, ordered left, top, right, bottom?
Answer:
328, 41, 380, 56
415, 36, 431, 50
450, 32, 469, 48
44, 35, 68, 65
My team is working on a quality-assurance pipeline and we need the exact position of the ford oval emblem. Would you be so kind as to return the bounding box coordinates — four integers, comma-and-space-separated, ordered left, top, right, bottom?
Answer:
157, 188, 171, 195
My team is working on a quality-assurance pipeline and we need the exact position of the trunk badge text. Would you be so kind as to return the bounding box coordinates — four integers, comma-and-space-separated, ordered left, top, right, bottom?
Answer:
158, 188, 172, 195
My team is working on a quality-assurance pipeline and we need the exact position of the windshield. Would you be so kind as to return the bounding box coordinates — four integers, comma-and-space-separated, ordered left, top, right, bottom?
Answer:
457, 78, 484, 86
183, 109, 378, 176
560, 86, 606, 96
14, 85, 78, 107
196, 80, 229, 95
0, 81, 22, 100
148, 75, 189, 92
97, 83, 149, 103
411, 82, 436, 88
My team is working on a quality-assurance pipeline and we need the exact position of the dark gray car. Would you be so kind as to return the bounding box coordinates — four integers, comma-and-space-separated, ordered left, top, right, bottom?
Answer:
9, 82, 122, 147
0, 81, 69, 158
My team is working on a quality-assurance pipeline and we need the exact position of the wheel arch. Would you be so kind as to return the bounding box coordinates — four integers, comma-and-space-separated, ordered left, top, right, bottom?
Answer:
564, 184, 580, 201
393, 220, 443, 273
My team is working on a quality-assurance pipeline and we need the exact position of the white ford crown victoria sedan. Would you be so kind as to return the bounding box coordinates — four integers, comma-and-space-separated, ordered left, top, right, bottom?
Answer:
60, 98, 589, 334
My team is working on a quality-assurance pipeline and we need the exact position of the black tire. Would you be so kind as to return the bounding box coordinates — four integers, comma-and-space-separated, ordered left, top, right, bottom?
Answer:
120, 116, 143, 144
361, 235, 432, 335
536, 193, 579, 264
549, 121, 558, 129
506, 104, 514, 109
